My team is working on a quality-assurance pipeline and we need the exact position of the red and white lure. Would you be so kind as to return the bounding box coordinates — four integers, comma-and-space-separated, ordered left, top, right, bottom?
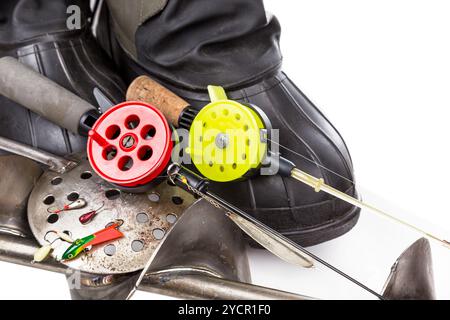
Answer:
47, 198, 87, 214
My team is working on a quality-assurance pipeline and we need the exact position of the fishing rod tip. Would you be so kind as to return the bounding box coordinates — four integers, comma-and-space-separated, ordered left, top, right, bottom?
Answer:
443, 240, 450, 249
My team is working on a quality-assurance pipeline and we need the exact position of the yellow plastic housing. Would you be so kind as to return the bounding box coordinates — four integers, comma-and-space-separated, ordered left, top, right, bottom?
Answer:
187, 86, 267, 182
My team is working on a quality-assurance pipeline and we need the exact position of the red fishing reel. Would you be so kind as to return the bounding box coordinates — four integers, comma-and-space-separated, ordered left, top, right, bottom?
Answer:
87, 101, 173, 190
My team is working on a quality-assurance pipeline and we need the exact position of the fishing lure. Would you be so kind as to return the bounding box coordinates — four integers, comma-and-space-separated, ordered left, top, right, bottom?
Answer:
32, 245, 53, 264
32, 231, 74, 263
47, 198, 87, 214
78, 202, 105, 225
61, 220, 124, 261
56, 231, 74, 243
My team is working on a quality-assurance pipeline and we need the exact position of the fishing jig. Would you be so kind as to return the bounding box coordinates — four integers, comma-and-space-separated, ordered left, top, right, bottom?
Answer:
127, 76, 450, 249
79, 202, 105, 225
61, 220, 124, 261
32, 231, 74, 263
53, 231, 74, 243
32, 245, 53, 264
47, 198, 87, 214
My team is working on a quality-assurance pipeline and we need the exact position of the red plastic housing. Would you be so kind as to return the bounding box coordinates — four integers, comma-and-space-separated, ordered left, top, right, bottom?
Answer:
87, 101, 173, 187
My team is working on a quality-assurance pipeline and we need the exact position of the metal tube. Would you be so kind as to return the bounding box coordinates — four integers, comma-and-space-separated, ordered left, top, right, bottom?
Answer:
0, 136, 78, 173
141, 272, 313, 300
0, 233, 312, 300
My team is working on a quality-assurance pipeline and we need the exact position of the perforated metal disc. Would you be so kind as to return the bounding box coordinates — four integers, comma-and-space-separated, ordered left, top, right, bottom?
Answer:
27, 155, 194, 274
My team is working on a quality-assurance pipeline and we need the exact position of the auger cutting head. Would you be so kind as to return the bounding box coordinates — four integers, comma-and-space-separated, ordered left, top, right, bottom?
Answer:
187, 86, 271, 182
87, 101, 173, 189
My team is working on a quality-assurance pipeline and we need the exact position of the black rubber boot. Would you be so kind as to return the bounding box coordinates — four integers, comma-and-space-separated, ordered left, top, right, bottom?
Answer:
0, 0, 126, 156
98, 0, 360, 246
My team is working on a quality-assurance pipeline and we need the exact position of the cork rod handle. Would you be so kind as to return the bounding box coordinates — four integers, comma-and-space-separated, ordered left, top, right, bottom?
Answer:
126, 76, 190, 127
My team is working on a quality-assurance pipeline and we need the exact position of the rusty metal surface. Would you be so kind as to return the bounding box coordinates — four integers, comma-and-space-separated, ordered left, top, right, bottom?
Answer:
27, 155, 194, 274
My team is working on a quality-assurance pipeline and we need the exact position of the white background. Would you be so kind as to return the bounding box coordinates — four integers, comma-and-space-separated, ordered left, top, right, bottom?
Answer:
0, 0, 449, 299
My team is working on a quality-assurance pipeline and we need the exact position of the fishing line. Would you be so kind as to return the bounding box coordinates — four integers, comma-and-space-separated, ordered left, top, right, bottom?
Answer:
267, 138, 450, 248
203, 188, 384, 300
267, 137, 356, 185
126, 164, 385, 300
121, 76, 449, 301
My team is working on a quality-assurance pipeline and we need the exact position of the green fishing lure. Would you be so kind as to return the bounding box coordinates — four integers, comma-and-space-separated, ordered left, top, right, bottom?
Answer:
62, 220, 124, 261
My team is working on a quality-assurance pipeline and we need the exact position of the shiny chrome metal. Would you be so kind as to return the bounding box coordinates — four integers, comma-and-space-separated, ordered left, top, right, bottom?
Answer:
382, 238, 436, 300
0, 136, 78, 174
0, 227, 26, 237
28, 155, 195, 274
226, 211, 314, 268
0, 155, 42, 237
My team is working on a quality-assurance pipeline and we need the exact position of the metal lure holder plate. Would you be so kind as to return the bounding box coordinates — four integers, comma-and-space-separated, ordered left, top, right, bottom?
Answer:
28, 155, 194, 274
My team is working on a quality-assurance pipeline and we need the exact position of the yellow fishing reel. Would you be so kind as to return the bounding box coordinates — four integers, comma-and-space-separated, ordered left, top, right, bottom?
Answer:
126, 77, 273, 182
186, 86, 271, 182
127, 76, 450, 250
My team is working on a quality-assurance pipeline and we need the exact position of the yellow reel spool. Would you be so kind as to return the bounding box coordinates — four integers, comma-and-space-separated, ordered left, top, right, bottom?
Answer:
187, 86, 267, 182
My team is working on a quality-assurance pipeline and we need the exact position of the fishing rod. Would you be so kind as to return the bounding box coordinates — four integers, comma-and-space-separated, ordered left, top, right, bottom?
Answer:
0, 58, 383, 298
81, 89, 383, 299
127, 76, 450, 249
84, 100, 313, 267
127, 163, 383, 300
0, 57, 312, 268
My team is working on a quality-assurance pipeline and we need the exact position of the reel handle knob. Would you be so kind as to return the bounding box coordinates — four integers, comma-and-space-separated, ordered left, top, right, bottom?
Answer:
127, 76, 190, 127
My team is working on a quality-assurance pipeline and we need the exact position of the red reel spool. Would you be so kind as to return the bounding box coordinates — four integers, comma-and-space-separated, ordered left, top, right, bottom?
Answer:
87, 101, 173, 188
